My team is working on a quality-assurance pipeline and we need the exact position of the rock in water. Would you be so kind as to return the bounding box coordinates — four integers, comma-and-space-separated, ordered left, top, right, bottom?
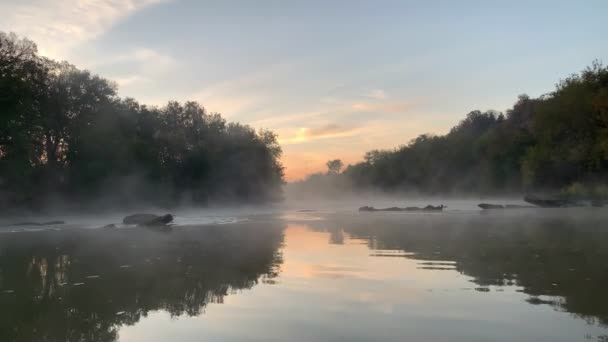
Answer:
122, 213, 173, 226
142, 214, 174, 226
123, 214, 159, 225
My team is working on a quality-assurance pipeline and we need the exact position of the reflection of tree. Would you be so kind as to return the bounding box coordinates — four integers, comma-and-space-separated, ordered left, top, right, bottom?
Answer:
326, 213, 608, 326
304, 222, 345, 245
0, 223, 285, 342
328, 227, 345, 245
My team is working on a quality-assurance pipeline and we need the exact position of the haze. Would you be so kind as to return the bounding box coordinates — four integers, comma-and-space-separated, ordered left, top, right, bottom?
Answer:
1, 0, 607, 181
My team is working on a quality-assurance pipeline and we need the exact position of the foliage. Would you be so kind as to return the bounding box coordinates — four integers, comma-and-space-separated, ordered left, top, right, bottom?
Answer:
560, 182, 608, 200
330, 61, 608, 195
0, 32, 284, 209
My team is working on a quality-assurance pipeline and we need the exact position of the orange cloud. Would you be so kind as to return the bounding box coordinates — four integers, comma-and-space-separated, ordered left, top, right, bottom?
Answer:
279, 112, 457, 182
279, 124, 360, 145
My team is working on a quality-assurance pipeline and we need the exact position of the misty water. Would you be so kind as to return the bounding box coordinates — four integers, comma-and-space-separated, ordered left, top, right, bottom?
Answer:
1, 202, 608, 341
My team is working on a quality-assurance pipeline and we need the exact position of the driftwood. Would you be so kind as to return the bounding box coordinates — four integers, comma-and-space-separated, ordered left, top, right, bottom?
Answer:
359, 205, 445, 212
478, 203, 535, 210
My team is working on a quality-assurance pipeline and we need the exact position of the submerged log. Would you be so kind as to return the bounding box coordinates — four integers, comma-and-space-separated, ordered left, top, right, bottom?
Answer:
359, 205, 445, 212
479, 203, 504, 209
479, 203, 535, 210
523, 195, 581, 208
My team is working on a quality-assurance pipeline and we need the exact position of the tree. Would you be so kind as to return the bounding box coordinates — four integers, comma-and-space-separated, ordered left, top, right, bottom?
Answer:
0, 32, 285, 209
0, 32, 48, 206
326, 159, 343, 174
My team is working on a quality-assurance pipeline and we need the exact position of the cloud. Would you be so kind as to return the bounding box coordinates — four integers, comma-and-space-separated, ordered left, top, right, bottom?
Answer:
72, 46, 177, 101
92, 47, 176, 77
180, 59, 316, 121
198, 59, 309, 98
1, 1, 178, 102
306, 124, 351, 137
0, 0, 168, 59
90, 48, 175, 68
195, 95, 263, 118
368, 89, 387, 100
250, 109, 327, 127
252, 97, 416, 130
114, 75, 145, 87
351, 101, 412, 114
279, 124, 360, 145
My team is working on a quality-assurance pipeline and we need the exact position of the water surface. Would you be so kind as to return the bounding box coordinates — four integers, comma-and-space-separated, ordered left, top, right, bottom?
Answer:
1, 208, 608, 341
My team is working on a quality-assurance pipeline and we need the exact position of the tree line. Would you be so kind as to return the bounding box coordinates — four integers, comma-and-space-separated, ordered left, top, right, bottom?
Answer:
294, 61, 608, 198
0, 32, 284, 210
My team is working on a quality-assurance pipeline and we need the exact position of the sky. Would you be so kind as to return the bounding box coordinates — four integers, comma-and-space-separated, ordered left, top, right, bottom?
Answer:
1, 0, 607, 181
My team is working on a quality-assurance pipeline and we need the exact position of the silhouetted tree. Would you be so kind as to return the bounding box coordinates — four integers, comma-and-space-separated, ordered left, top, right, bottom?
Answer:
0, 32, 284, 210
326, 159, 343, 174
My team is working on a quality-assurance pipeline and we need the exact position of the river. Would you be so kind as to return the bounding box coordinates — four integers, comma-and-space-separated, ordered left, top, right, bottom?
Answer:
1, 204, 607, 341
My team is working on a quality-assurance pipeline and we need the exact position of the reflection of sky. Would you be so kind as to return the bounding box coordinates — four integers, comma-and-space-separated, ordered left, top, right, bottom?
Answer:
117, 223, 606, 342
1, 1, 607, 180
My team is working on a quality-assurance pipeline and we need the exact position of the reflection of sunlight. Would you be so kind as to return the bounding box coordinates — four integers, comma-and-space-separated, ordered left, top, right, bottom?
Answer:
279, 213, 324, 222
115, 217, 608, 342
281, 223, 454, 284
271, 222, 462, 321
